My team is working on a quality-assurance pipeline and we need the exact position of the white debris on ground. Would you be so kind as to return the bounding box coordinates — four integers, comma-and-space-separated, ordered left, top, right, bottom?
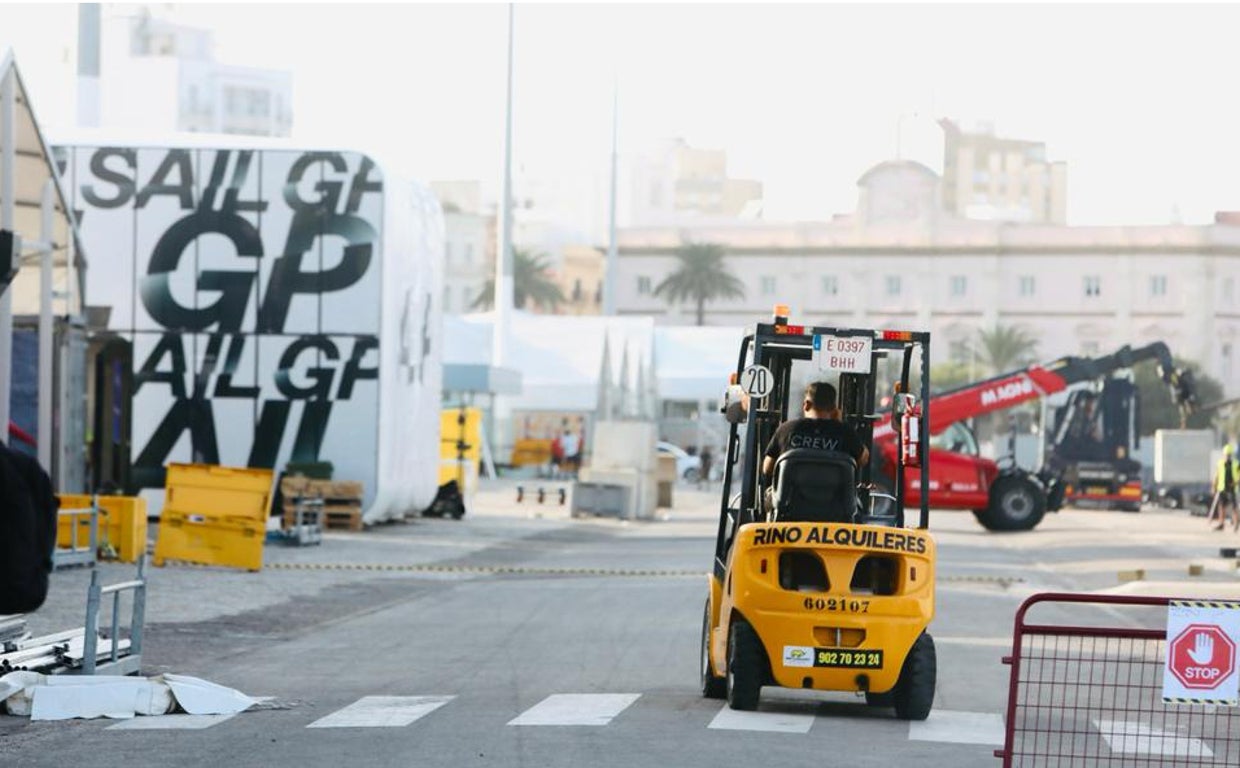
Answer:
0, 672, 255, 721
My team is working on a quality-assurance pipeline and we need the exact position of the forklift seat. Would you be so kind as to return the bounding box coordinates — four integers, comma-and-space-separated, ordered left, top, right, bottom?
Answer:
771, 449, 858, 524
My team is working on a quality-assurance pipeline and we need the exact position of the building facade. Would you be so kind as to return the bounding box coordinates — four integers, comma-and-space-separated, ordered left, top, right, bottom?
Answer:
614, 161, 1240, 394
628, 137, 764, 225
940, 119, 1067, 224
99, 5, 293, 137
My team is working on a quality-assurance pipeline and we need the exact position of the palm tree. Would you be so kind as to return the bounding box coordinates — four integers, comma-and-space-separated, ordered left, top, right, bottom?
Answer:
472, 248, 566, 311
975, 324, 1039, 375
652, 241, 745, 325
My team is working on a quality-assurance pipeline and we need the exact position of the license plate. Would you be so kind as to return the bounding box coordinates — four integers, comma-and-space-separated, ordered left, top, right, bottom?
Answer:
1086, 486, 1109, 495
813, 648, 883, 669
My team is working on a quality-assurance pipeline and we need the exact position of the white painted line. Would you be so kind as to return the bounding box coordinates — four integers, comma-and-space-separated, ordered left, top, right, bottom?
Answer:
908, 710, 1004, 745
107, 714, 238, 730
507, 694, 640, 726
306, 696, 454, 729
106, 697, 272, 730
1095, 719, 1214, 758
708, 706, 815, 733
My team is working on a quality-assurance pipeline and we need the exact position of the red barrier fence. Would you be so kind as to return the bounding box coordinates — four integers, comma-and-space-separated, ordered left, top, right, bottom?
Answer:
997, 593, 1240, 767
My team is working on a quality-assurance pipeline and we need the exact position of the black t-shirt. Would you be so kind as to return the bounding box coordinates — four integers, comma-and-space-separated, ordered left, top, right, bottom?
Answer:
763, 418, 866, 465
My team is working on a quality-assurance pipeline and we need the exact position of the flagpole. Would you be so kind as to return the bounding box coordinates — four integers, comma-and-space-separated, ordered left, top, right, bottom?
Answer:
602, 77, 618, 316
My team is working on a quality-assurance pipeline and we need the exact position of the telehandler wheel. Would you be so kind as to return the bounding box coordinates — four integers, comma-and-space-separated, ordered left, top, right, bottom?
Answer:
892, 632, 936, 721
701, 600, 726, 699
975, 475, 1046, 531
726, 618, 764, 711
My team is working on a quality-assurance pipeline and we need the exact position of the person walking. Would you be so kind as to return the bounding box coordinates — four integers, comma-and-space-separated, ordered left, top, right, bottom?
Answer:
1210, 444, 1240, 532
698, 446, 713, 490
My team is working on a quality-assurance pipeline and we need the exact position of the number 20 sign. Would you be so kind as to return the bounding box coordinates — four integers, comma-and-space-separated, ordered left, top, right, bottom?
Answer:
741, 365, 773, 398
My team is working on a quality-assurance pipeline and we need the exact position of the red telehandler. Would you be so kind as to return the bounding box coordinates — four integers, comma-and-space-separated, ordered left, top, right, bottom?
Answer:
871, 342, 1197, 531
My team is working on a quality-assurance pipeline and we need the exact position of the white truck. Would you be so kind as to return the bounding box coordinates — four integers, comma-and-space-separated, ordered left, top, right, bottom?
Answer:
1152, 429, 1217, 512
56, 142, 444, 523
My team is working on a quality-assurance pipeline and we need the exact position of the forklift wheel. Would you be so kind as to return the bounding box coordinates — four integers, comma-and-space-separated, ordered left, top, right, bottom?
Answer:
701, 600, 726, 699
726, 618, 765, 711
864, 690, 894, 707
892, 632, 936, 721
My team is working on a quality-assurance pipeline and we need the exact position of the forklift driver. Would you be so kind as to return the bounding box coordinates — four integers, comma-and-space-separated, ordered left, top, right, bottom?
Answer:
761, 381, 870, 479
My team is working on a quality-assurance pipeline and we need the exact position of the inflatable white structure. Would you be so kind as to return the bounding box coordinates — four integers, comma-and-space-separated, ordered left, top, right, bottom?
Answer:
56, 142, 443, 522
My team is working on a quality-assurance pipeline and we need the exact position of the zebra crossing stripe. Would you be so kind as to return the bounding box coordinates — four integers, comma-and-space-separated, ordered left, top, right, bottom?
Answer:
106, 696, 274, 730
1095, 719, 1214, 758
107, 713, 239, 730
507, 694, 640, 726
908, 711, 1004, 745
306, 696, 454, 728
707, 706, 814, 733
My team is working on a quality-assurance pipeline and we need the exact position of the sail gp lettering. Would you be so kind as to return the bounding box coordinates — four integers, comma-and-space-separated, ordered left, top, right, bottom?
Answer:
77, 147, 404, 491
979, 377, 1034, 408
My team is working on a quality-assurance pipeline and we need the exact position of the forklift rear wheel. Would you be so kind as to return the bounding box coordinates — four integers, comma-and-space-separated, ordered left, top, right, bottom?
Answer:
726, 618, 764, 711
976, 476, 1046, 531
892, 632, 936, 721
701, 600, 726, 699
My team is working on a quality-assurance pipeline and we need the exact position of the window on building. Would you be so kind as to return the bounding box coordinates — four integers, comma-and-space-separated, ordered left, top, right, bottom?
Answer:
885, 275, 901, 296
572, 278, 583, 302
1225, 277, 1235, 304
1224, 343, 1234, 383
463, 286, 474, 309
760, 275, 776, 295
822, 275, 838, 296
463, 244, 473, 265
1083, 275, 1102, 297
637, 276, 652, 295
1019, 275, 1036, 297
950, 275, 967, 297
1081, 340, 1101, 355
1150, 274, 1167, 297
444, 242, 452, 265
443, 286, 452, 312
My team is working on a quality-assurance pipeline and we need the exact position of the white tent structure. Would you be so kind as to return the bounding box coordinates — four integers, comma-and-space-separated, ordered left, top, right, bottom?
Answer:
445, 312, 655, 414
653, 326, 745, 402
0, 50, 86, 471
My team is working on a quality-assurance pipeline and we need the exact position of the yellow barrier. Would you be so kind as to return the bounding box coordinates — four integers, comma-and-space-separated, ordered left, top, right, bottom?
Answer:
440, 408, 483, 461
511, 438, 553, 467
153, 463, 274, 572
56, 494, 149, 563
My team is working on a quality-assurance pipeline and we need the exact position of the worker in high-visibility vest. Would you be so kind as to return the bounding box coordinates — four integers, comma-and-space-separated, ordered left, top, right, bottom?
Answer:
1210, 444, 1240, 532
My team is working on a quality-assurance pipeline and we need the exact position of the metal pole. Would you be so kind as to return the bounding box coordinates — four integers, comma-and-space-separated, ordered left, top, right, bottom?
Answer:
0, 67, 14, 446
492, 3, 515, 368
39, 180, 53, 469
603, 79, 619, 316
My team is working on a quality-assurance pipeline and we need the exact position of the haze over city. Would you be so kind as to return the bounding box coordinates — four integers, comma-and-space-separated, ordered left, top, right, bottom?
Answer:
6, 2, 1240, 229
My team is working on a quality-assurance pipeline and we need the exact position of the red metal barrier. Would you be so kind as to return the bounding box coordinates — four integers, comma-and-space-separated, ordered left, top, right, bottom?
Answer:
997, 592, 1240, 767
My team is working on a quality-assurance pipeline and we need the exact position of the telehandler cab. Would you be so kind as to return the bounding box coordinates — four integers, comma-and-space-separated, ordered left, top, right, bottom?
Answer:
701, 310, 936, 719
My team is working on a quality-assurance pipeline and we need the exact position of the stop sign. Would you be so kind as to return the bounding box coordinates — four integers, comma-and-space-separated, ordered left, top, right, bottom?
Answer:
1168, 624, 1237, 690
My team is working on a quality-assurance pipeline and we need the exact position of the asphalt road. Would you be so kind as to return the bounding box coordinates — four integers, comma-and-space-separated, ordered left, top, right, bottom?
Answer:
4, 488, 1239, 767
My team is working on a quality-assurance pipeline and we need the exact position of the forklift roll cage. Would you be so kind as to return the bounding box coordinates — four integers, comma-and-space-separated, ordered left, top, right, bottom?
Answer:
713, 323, 932, 580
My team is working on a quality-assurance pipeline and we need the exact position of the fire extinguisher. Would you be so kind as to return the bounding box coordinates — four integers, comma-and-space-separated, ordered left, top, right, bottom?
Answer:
899, 396, 921, 468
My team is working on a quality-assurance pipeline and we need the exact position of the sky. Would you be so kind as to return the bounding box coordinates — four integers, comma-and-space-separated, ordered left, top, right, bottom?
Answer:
5, 2, 1240, 229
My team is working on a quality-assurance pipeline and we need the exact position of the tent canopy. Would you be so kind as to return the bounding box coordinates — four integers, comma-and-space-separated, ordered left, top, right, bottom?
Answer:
0, 49, 84, 316
445, 312, 744, 410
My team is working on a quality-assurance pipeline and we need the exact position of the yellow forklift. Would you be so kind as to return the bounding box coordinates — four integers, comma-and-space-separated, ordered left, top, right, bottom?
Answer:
700, 310, 936, 719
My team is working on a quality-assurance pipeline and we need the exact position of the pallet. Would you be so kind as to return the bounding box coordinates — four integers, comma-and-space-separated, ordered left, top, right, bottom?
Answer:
283, 505, 362, 532
321, 507, 363, 531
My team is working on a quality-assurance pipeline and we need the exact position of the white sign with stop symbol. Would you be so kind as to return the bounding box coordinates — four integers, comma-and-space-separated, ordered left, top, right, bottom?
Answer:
1162, 601, 1240, 705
